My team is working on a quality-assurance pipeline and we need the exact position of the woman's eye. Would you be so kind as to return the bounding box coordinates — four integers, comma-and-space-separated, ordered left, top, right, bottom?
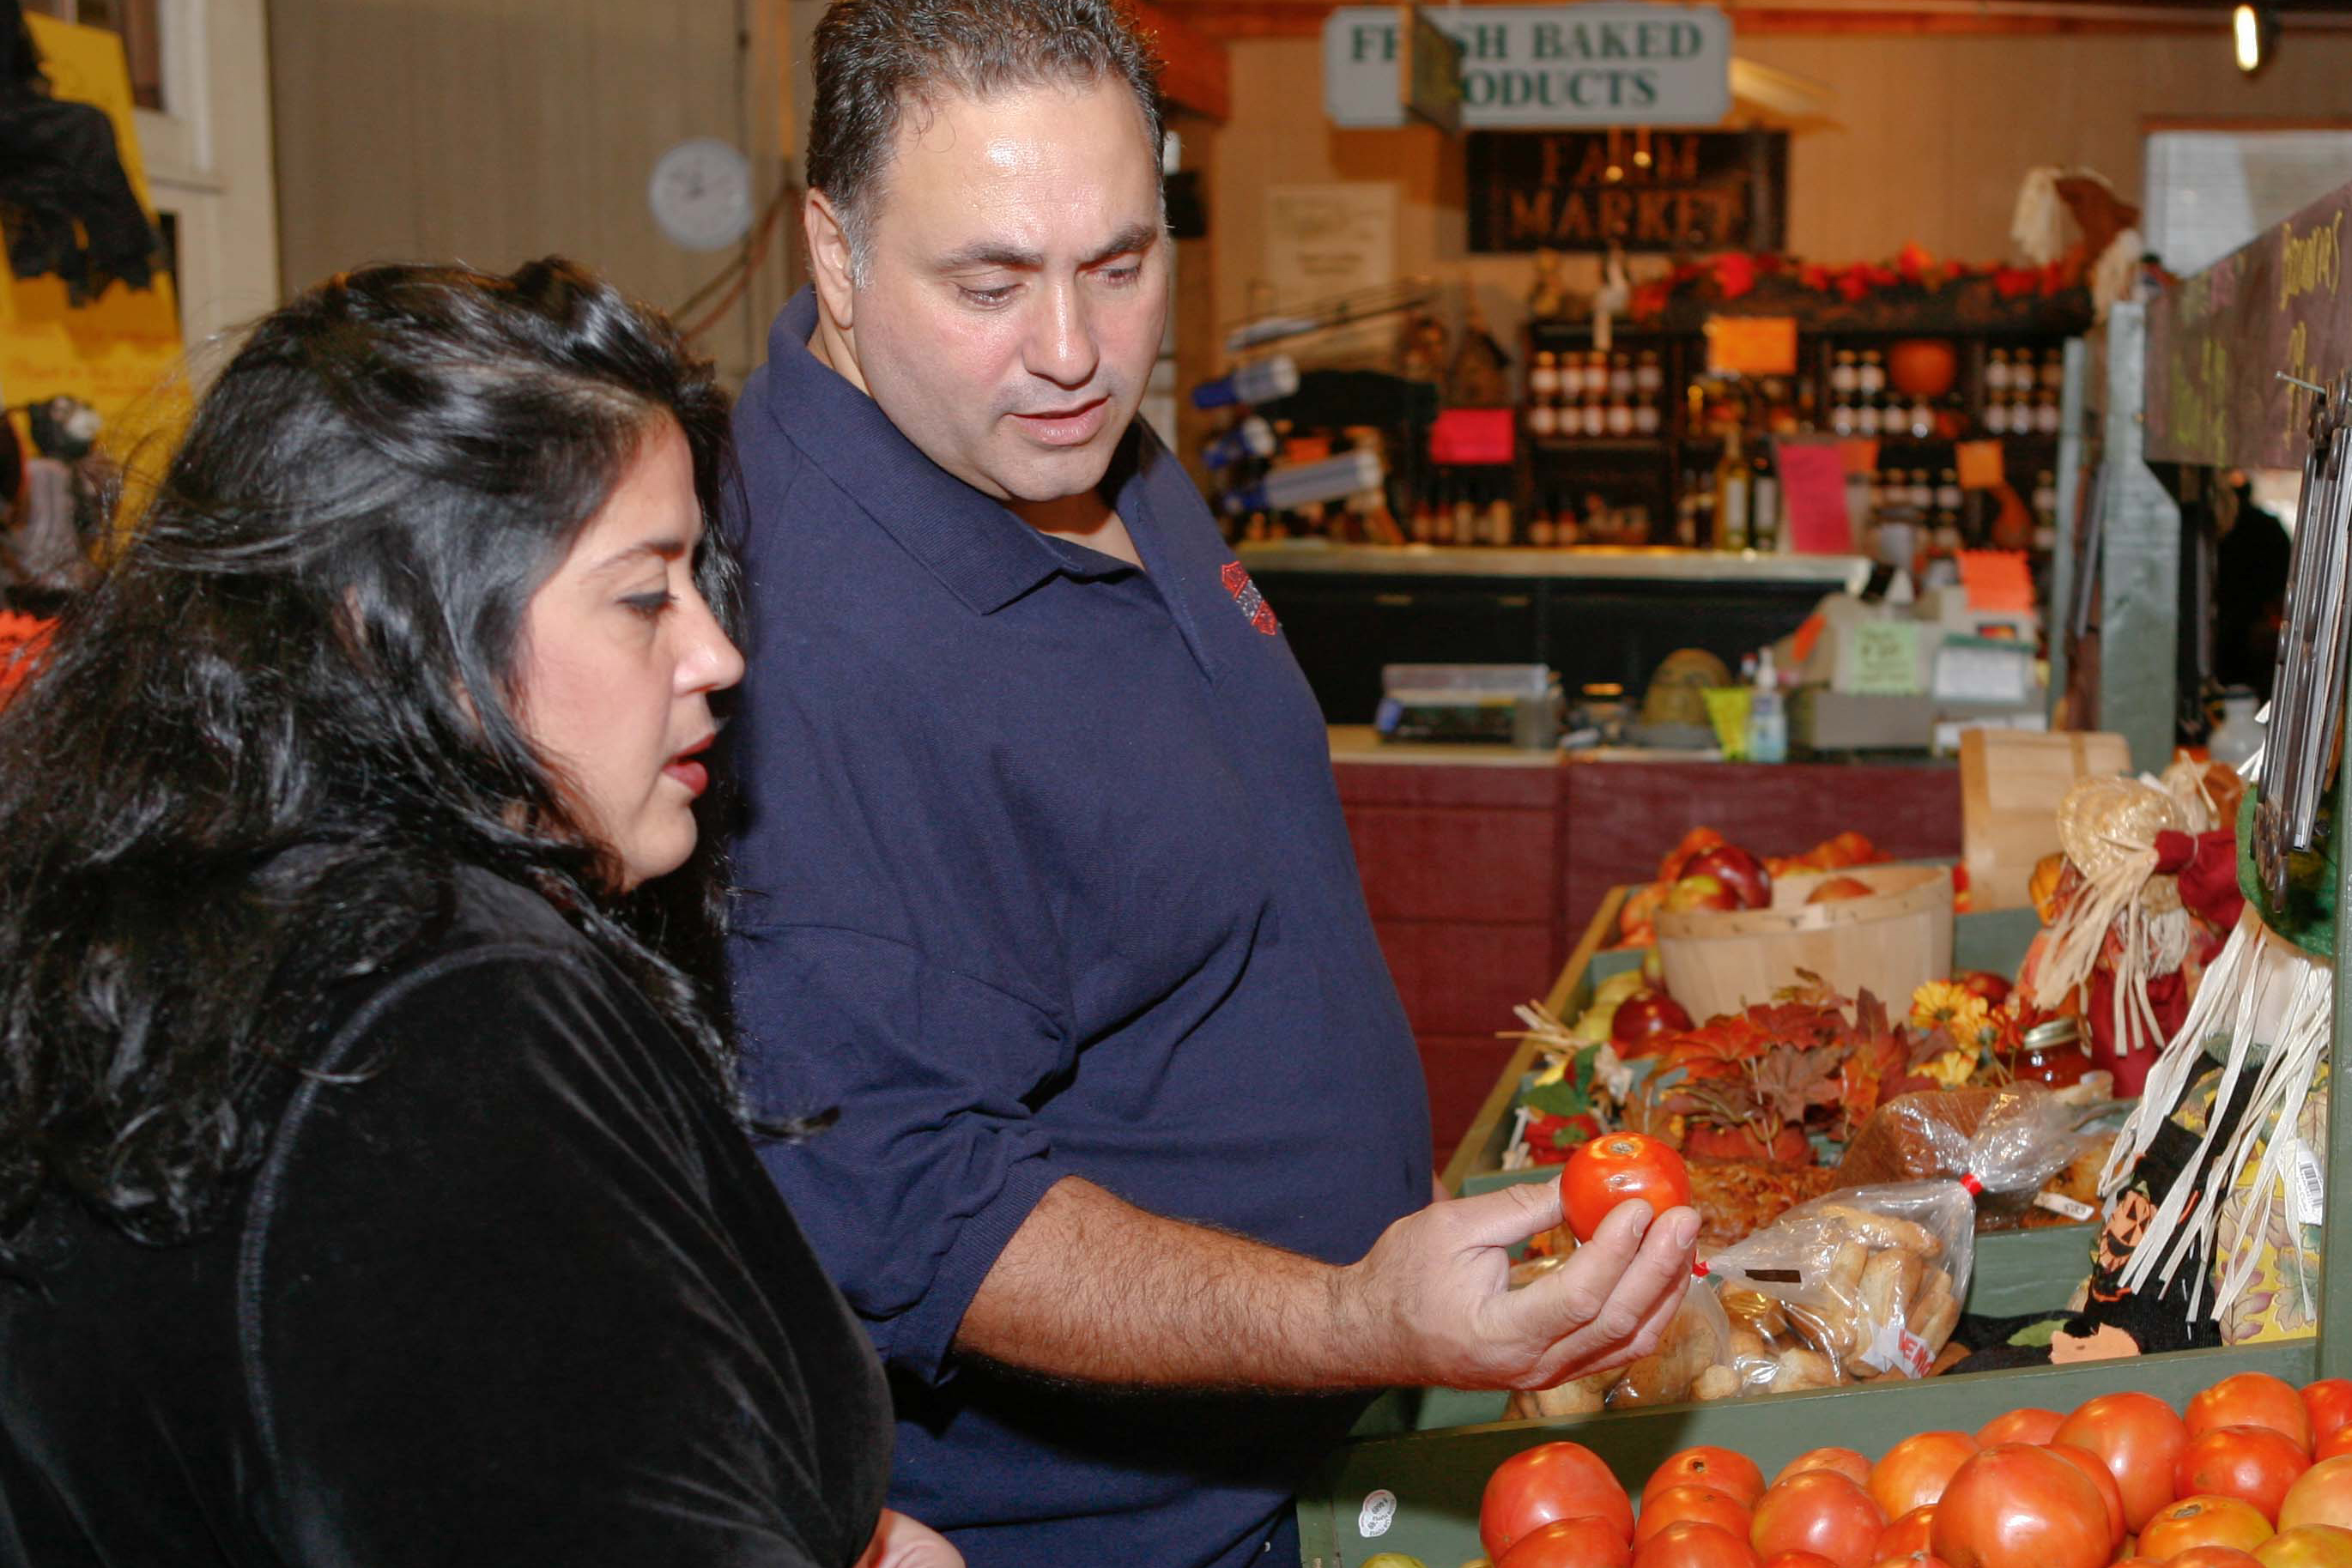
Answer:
621, 590, 675, 620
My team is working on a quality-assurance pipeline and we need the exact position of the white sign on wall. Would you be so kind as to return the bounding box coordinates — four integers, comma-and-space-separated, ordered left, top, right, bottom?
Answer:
1324, 4, 1732, 130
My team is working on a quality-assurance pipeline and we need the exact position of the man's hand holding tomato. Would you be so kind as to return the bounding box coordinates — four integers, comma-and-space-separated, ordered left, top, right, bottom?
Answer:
1337, 1167, 1700, 1393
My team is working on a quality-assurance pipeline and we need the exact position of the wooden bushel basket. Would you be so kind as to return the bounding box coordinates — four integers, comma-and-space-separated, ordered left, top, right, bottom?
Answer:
1654, 863, 1956, 1023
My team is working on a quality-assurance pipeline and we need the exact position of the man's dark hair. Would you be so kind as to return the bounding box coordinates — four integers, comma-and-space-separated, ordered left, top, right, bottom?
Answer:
805, 0, 1166, 282
0, 257, 775, 1260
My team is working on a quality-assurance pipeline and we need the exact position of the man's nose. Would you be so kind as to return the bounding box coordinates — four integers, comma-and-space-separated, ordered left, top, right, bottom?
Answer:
1023, 279, 1100, 390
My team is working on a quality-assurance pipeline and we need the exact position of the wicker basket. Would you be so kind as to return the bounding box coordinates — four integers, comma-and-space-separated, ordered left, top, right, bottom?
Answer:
1653, 863, 1956, 1024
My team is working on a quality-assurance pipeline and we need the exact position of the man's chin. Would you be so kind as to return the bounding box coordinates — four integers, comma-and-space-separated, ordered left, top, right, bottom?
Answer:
991, 433, 1125, 506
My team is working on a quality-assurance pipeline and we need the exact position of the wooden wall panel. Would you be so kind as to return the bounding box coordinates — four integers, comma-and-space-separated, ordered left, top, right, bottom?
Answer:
268, 0, 792, 385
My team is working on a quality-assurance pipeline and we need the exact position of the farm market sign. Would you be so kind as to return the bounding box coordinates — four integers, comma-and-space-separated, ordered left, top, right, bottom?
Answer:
1324, 4, 1732, 130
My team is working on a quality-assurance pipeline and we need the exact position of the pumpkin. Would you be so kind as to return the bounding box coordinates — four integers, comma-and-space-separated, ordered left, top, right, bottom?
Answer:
1888, 338, 1959, 398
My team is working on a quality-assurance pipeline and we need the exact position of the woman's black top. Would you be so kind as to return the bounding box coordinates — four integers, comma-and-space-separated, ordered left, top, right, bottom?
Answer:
0, 868, 891, 1565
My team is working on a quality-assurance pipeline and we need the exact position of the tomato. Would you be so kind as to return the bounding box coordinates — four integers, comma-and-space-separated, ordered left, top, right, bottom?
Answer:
1777, 1450, 1875, 1489
2140, 1496, 2279, 1559
1562, 1133, 1694, 1243
2323, 1431, 2352, 1464
2256, 1523, 2352, 1568
1870, 1558, 1953, 1568
2056, 1391, 2194, 1531
1929, 1444, 2113, 1568
1762, 1555, 1844, 1568
1484, 1443, 1638, 1559
2279, 1457, 2352, 1533
2046, 1443, 2129, 1548
1751, 1472, 1886, 1568
1976, 1409, 2065, 1449
1500, 1516, 1637, 1568
1633, 1520, 1764, 1568
1875, 1506, 1937, 1559
2193, 1375, 2316, 1454
1871, 1434, 1979, 1518
2309, 1384, 2352, 1451
1648, 1450, 1769, 1510
2164, 1548, 2268, 1568
2176, 1425, 2313, 1518
1640, 1486, 1755, 1544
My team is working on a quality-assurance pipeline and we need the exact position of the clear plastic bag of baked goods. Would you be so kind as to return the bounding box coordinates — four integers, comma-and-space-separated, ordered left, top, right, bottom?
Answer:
1699, 1181, 1974, 1381
1837, 1086, 2083, 1215
1699, 1280, 1844, 1399
1504, 1255, 1737, 1418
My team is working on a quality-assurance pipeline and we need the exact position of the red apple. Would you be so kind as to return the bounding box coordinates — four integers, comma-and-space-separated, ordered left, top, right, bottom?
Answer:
1665, 874, 1739, 914
1685, 844, 1773, 911
1805, 875, 1876, 905
1955, 971, 2012, 1006
1611, 991, 1694, 1055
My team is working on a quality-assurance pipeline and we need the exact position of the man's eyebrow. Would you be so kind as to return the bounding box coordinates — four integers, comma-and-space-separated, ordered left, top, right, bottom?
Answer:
933, 224, 1161, 273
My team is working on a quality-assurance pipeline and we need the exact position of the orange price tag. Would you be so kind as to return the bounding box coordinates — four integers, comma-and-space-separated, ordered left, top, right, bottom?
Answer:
1837, 439, 1881, 476
1704, 316, 1798, 377
1955, 439, 2006, 490
1958, 550, 2036, 612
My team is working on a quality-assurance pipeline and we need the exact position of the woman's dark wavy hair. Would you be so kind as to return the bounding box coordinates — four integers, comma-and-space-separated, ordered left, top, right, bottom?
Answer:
0, 256, 758, 1257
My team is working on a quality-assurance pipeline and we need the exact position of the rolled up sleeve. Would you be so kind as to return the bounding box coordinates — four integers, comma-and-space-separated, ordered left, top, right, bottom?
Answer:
732, 920, 1074, 1383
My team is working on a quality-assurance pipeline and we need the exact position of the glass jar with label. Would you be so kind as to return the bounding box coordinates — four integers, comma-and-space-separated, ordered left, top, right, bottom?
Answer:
1936, 468, 1962, 512
2032, 469, 2058, 552
1857, 395, 1882, 436
1559, 352, 1585, 404
1635, 349, 1664, 397
1857, 349, 1886, 397
1529, 399, 1560, 438
1907, 395, 1936, 439
2034, 390, 2061, 435
1985, 397, 2010, 436
1634, 399, 1661, 436
1986, 348, 2012, 397
1830, 399, 1856, 437
1530, 350, 1561, 403
1609, 353, 1635, 398
2040, 348, 2066, 391
1908, 469, 1934, 511
1606, 390, 1634, 437
1830, 349, 1858, 397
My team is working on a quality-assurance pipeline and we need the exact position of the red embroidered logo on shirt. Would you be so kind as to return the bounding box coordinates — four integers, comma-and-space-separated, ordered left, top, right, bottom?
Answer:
1220, 560, 1279, 637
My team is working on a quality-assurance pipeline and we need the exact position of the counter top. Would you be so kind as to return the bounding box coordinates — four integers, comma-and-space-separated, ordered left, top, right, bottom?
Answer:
1239, 542, 1871, 589
1326, 724, 1730, 767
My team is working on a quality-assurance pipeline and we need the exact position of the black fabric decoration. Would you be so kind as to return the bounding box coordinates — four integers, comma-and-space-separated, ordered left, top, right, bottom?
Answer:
0, 0, 161, 306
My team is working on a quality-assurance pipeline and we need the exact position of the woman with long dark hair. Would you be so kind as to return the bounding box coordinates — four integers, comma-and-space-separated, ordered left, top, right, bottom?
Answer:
0, 258, 953, 1567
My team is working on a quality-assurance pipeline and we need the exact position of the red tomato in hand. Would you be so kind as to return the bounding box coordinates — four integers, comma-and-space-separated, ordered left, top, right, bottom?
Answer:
1929, 1444, 2112, 1568
2043, 1444, 2127, 1548
1500, 1516, 1636, 1568
2176, 1424, 2313, 1518
1485, 1443, 1637, 1559
1777, 1450, 1875, 1489
2053, 1390, 2192, 1531
1870, 1433, 1978, 1518
1646, 1449, 1767, 1510
1639, 1486, 1755, 1544
2140, 1496, 2278, 1559
1634, 1520, 1764, 1568
1975, 1409, 2064, 1449
1561, 1132, 1692, 1243
1751, 1473, 1885, 1568
2192, 1373, 2316, 1453
2280, 1456, 2352, 1533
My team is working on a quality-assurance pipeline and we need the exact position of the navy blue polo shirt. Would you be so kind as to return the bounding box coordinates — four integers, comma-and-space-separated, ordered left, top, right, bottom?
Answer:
723, 288, 1431, 1568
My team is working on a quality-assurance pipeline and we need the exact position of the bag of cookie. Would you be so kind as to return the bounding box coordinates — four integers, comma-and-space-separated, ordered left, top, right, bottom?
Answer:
1700, 1181, 1976, 1382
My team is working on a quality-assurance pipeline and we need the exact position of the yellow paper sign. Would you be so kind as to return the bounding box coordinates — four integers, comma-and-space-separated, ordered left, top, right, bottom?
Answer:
1705, 316, 1798, 378
2, 16, 186, 454
1848, 621, 1922, 695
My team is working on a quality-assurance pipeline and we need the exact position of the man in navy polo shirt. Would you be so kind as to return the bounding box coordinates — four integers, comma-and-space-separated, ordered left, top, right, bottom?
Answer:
723, 3, 1700, 1565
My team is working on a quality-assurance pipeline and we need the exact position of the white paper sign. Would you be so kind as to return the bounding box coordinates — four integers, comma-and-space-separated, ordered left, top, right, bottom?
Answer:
1325, 4, 1732, 130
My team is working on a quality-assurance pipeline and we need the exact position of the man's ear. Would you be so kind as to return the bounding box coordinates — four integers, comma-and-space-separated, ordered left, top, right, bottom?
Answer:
804, 190, 857, 333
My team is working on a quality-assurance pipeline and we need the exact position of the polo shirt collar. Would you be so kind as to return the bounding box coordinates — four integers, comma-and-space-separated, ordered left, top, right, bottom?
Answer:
760, 287, 1124, 614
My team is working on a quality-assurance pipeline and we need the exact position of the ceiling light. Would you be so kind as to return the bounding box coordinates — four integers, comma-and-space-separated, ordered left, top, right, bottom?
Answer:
2234, 4, 2276, 75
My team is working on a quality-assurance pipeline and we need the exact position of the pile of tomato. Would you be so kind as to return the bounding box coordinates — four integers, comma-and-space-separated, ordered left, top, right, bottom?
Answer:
1477, 1372, 2352, 1568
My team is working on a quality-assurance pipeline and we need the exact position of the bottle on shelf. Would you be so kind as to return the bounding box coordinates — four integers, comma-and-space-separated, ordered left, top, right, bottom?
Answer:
2034, 390, 2061, 436
2040, 347, 2066, 393
1858, 394, 1882, 438
1559, 349, 1586, 408
1529, 396, 1559, 439
1935, 467, 1962, 515
1530, 349, 1561, 404
1450, 481, 1476, 544
1857, 348, 1886, 397
1714, 424, 1752, 552
1906, 393, 1936, 439
1830, 396, 1857, 437
1635, 349, 1664, 400
1746, 647, 1787, 763
1908, 469, 1934, 512
1529, 496, 1555, 548
1986, 348, 2013, 401
2032, 469, 2058, 553
1985, 396, 2010, 436
1753, 453, 1780, 553
1831, 348, 1859, 400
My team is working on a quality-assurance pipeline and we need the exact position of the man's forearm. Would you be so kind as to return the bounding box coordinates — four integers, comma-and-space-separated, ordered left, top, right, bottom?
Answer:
954, 1175, 1361, 1390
